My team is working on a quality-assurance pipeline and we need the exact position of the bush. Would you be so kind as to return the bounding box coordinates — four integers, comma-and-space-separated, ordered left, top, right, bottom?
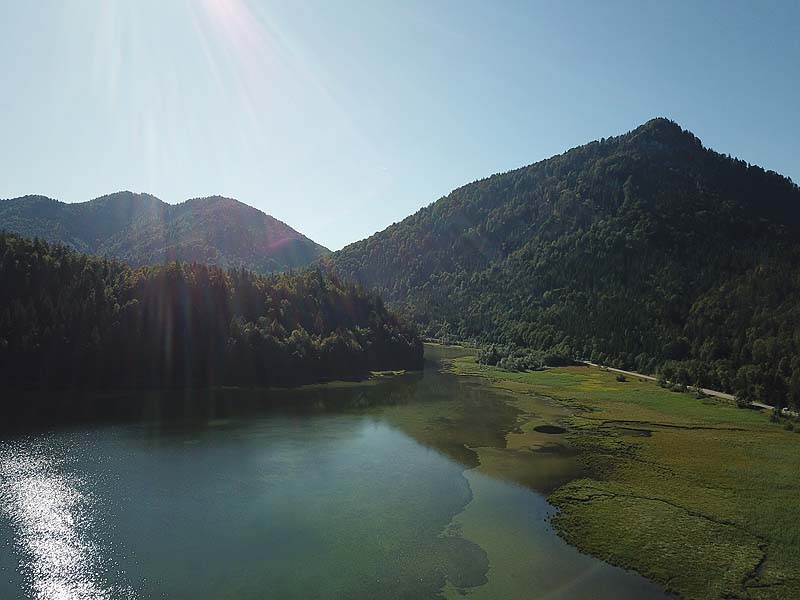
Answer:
615, 374, 627, 382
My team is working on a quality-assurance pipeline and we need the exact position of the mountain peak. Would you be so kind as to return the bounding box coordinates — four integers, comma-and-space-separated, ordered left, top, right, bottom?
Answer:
181, 195, 261, 214
638, 117, 683, 132
628, 117, 701, 149
87, 191, 164, 205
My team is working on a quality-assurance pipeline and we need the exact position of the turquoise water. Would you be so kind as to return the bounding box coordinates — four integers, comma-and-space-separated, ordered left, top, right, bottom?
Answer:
0, 360, 670, 599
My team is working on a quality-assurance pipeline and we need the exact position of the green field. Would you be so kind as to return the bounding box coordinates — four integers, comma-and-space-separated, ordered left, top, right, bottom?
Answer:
448, 353, 800, 600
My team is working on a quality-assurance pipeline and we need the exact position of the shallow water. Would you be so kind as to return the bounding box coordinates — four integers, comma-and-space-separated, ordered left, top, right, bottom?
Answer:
0, 350, 670, 599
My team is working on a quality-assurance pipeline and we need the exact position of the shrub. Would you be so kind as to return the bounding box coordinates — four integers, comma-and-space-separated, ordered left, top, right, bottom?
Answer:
615, 374, 627, 382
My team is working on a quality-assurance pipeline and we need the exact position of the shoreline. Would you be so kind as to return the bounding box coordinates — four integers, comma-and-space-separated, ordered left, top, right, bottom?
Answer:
442, 348, 800, 600
420, 346, 670, 599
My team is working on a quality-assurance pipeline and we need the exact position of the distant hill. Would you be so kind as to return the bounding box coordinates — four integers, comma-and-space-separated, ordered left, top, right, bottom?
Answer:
0, 192, 329, 273
329, 118, 800, 408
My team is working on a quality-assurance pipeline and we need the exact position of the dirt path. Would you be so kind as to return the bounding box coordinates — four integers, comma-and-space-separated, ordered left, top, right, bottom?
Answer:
581, 361, 797, 416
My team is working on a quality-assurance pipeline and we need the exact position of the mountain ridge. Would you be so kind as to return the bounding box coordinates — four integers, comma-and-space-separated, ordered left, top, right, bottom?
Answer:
0, 191, 329, 273
338, 118, 797, 253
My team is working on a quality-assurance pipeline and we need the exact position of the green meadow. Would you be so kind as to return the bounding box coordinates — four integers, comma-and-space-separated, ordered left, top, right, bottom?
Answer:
449, 353, 800, 600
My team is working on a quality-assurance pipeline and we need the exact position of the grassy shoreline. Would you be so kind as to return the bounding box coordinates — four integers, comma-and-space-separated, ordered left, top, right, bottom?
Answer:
445, 351, 800, 600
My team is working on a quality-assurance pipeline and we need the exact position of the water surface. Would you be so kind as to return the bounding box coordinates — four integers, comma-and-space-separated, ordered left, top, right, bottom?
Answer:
0, 350, 670, 599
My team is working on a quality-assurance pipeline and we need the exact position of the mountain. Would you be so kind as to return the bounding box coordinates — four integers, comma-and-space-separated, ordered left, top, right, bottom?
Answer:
0, 192, 329, 273
0, 231, 421, 394
329, 118, 800, 408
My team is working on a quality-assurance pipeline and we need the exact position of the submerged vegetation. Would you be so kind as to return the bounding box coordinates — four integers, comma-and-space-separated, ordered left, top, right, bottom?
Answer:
0, 232, 422, 391
449, 352, 800, 600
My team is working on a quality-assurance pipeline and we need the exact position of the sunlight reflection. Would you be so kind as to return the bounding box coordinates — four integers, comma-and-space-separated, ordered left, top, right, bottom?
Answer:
0, 446, 133, 600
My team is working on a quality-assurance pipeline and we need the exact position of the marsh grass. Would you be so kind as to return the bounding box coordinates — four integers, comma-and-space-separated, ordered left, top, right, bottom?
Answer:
449, 356, 800, 600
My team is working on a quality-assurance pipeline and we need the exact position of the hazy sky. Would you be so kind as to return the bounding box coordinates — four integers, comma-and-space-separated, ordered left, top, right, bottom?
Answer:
1, 1, 798, 250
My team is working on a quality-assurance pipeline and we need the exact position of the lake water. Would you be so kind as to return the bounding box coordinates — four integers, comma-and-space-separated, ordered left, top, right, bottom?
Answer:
0, 348, 670, 599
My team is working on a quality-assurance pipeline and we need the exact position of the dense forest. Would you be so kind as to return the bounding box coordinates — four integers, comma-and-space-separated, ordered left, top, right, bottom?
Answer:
329, 118, 800, 410
0, 192, 329, 274
0, 232, 421, 390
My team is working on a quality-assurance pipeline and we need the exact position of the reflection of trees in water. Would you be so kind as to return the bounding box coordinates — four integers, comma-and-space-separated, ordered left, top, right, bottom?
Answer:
4, 346, 472, 431
4, 371, 426, 431
5, 367, 523, 481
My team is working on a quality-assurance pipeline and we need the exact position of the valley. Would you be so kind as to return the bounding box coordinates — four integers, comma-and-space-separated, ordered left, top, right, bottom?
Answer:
2, 120, 799, 600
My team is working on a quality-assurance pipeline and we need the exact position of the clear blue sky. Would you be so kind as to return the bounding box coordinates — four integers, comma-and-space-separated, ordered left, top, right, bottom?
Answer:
1, 1, 797, 250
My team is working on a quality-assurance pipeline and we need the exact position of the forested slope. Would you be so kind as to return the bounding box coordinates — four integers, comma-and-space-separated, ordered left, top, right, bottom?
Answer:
0, 232, 421, 391
329, 119, 800, 409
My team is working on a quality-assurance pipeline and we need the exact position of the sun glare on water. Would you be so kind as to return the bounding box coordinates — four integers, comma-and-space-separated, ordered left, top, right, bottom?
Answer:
0, 444, 133, 600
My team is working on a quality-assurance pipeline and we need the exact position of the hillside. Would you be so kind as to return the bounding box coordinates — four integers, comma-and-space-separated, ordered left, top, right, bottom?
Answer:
0, 231, 421, 392
329, 118, 800, 409
0, 192, 329, 273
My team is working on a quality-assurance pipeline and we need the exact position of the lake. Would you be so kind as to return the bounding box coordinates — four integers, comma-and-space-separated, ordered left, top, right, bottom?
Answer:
0, 347, 670, 599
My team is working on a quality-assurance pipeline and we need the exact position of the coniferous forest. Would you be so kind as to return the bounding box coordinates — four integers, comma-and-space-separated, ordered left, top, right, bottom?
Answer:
0, 232, 422, 391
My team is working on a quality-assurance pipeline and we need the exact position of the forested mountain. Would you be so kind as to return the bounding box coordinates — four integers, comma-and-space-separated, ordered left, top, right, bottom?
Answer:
329, 118, 800, 409
0, 192, 329, 273
0, 232, 421, 391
